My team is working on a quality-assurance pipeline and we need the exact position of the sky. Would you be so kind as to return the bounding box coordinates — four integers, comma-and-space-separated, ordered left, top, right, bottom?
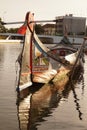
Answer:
0, 0, 87, 28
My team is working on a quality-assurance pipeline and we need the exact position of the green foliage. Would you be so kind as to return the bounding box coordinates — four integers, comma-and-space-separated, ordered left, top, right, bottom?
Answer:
35, 24, 44, 34
7, 28, 18, 33
0, 17, 19, 33
0, 18, 7, 33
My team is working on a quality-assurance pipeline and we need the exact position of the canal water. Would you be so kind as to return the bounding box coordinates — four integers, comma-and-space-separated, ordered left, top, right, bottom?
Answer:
0, 43, 87, 130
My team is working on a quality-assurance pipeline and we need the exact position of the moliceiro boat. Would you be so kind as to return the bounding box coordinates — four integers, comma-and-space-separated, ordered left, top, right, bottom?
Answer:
16, 12, 86, 92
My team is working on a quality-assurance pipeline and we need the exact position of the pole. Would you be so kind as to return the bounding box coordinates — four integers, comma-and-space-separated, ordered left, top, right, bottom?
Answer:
1, 19, 58, 25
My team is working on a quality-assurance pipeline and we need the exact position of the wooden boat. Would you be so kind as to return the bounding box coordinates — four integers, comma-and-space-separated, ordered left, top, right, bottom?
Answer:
15, 12, 85, 128
16, 12, 86, 94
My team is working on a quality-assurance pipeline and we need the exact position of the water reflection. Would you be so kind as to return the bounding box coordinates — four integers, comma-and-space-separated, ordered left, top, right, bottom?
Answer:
17, 94, 31, 130
81, 75, 85, 95
72, 64, 84, 120
16, 64, 84, 130
17, 86, 61, 130
72, 87, 83, 120
64, 64, 84, 120
0, 45, 5, 66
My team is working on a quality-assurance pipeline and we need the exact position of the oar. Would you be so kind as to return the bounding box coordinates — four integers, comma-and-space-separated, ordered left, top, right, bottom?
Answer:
29, 19, 58, 23
1, 19, 58, 25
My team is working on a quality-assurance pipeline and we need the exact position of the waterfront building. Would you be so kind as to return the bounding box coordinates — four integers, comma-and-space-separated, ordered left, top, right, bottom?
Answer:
42, 24, 56, 35
55, 14, 86, 37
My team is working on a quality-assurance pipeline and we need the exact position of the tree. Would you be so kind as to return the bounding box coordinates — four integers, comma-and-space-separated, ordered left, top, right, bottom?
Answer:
0, 18, 8, 33
35, 24, 44, 34
7, 28, 18, 33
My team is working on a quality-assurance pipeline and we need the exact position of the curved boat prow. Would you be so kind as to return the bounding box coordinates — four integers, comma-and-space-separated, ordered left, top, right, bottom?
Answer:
17, 12, 57, 92
17, 12, 34, 91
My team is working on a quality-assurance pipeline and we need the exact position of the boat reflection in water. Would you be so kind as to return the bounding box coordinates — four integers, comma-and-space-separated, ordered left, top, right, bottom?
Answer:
17, 94, 31, 130
16, 65, 84, 130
